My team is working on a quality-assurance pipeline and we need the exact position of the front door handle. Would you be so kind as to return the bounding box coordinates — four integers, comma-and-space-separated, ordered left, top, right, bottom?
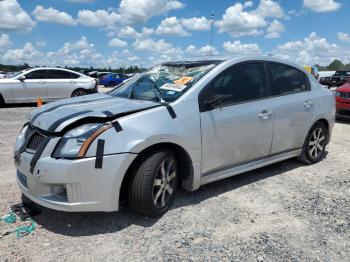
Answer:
39, 81, 45, 84
304, 100, 313, 109
258, 110, 272, 120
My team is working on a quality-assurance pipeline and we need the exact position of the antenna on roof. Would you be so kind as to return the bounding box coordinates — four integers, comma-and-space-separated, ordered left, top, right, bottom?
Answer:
210, 13, 215, 56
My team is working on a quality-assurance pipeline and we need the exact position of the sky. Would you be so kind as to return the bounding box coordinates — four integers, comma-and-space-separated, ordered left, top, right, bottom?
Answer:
0, 0, 349, 68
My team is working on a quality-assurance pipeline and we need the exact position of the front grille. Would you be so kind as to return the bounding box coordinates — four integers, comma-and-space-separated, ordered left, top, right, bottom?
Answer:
339, 92, 350, 99
26, 132, 46, 152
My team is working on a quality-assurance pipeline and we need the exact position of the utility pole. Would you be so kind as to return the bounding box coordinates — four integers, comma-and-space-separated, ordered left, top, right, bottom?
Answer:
210, 13, 215, 56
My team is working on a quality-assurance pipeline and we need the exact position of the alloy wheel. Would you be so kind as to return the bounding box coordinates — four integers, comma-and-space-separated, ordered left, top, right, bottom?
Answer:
308, 127, 326, 159
152, 158, 177, 208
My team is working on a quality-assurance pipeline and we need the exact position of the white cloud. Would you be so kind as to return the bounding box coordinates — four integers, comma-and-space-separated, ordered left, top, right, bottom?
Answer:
118, 0, 184, 24
133, 38, 183, 57
265, 20, 285, 39
108, 38, 128, 48
337, 32, 350, 43
303, 0, 341, 13
223, 41, 262, 55
253, 0, 285, 19
77, 9, 121, 27
32, 6, 77, 26
216, 0, 285, 37
2, 42, 44, 65
273, 32, 350, 65
181, 17, 211, 31
141, 27, 154, 36
118, 26, 141, 39
244, 1, 254, 8
0, 34, 12, 52
0, 0, 36, 32
185, 44, 218, 56
127, 55, 140, 62
156, 17, 190, 36
35, 40, 47, 47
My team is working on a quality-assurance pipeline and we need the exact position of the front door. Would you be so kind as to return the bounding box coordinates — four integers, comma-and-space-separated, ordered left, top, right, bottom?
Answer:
199, 62, 274, 175
18, 69, 48, 102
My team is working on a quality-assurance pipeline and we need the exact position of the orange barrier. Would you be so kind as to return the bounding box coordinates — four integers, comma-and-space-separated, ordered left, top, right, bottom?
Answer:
37, 97, 42, 107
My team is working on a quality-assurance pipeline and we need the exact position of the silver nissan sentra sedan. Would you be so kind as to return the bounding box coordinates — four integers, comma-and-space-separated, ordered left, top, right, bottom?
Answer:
14, 56, 335, 217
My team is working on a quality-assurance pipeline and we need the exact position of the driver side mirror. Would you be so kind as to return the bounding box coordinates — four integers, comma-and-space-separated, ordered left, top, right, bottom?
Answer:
17, 75, 26, 82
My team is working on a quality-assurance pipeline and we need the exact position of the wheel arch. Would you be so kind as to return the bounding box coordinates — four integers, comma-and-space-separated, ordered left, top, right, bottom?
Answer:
119, 142, 195, 206
304, 117, 331, 145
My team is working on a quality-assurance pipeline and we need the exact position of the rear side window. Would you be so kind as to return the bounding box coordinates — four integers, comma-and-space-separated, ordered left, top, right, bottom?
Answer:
47, 70, 80, 79
200, 62, 267, 109
269, 63, 309, 96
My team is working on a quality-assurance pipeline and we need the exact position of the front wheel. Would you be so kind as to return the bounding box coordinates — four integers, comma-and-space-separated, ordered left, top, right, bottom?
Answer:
128, 149, 178, 218
71, 89, 87, 97
298, 122, 328, 164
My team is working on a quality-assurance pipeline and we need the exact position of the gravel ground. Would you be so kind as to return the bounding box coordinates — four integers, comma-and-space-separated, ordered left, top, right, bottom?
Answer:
0, 104, 349, 262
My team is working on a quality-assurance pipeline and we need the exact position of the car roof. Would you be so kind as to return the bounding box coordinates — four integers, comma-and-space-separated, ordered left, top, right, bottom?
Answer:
161, 55, 306, 72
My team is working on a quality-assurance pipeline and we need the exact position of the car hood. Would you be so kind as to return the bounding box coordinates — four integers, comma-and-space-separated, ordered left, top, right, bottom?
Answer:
336, 83, 350, 92
29, 93, 161, 132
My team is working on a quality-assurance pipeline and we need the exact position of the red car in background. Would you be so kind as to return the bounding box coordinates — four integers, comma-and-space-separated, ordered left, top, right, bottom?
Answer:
335, 80, 350, 119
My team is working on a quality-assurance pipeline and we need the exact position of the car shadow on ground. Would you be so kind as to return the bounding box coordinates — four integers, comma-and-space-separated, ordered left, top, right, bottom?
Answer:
28, 157, 314, 237
1, 103, 37, 108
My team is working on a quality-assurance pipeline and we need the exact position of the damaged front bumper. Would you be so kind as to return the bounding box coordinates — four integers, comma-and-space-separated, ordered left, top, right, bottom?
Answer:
14, 138, 136, 212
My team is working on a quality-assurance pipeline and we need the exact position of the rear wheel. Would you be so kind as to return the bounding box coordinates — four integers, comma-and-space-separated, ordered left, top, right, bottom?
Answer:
298, 122, 328, 164
128, 149, 178, 218
0, 94, 4, 107
71, 88, 87, 97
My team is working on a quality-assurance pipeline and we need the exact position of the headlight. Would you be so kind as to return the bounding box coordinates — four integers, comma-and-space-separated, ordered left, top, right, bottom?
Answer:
335, 91, 341, 97
52, 123, 111, 159
18, 125, 29, 141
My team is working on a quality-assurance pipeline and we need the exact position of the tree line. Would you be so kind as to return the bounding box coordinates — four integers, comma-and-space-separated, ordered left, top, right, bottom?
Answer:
315, 60, 350, 71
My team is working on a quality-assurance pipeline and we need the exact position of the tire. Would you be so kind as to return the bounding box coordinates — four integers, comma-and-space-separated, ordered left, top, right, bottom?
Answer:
128, 149, 178, 218
71, 88, 87, 97
297, 122, 328, 164
0, 93, 5, 107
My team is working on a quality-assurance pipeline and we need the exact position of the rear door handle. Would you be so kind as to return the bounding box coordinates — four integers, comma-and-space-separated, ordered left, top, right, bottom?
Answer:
258, 110, 272, 120
39, 81, 45, 84
304, 100, 313, 109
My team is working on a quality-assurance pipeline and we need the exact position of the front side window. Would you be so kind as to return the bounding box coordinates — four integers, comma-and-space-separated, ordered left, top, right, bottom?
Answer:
200, 62, 267, 109
24, 70, 47, 79
109, 63, 218, 102
269, 63, 309, 96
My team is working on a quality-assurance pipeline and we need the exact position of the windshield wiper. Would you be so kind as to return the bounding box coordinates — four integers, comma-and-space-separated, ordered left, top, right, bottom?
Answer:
150, 80, 165, 103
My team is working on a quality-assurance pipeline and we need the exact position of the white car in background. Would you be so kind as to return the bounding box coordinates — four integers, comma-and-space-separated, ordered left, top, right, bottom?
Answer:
0, 71, 6, 79
0, 68, 98, 105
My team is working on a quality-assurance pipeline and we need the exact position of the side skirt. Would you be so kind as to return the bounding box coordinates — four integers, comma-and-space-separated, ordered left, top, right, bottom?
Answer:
200, 149, 302, 186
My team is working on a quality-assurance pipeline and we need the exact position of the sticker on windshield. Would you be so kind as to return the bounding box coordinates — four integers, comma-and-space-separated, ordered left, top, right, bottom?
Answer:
160, 83, 187, 92
174, 76, 193, 85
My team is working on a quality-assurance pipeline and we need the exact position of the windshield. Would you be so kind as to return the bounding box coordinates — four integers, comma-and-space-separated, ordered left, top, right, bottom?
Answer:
9, 70, 27, 79
109, 63, 217, 102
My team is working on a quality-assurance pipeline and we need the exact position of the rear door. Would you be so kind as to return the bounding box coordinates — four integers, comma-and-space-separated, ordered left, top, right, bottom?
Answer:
199, 62, 274, 175
267, 62, 315, 154
46, 69, 79, 100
